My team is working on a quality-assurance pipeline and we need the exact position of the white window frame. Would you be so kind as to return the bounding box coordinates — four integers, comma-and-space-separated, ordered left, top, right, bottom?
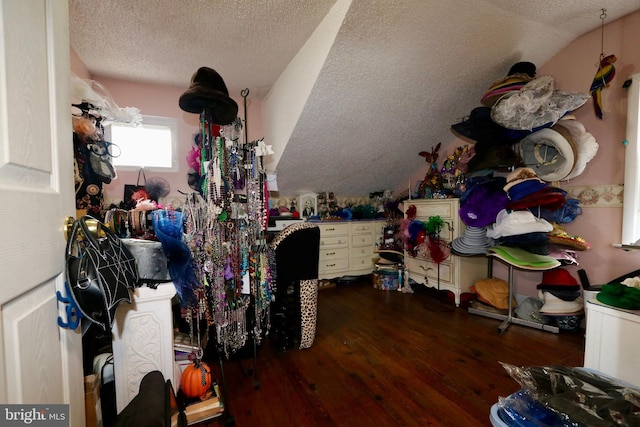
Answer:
622, 73, 640, 245
104, 115, 178, 172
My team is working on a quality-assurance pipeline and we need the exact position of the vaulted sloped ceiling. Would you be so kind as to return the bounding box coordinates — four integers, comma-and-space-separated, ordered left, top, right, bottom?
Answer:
69, 0, 640, 196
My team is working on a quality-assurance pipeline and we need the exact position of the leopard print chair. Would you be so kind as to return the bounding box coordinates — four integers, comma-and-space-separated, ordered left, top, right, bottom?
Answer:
269, 222, 320, 350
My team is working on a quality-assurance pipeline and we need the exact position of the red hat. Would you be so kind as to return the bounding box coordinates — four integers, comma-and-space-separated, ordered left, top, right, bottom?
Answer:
506, 187, 567, 211
537, 268, 579, 290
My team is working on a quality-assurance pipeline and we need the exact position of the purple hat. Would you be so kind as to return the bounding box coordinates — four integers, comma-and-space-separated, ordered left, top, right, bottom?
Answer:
459, 181, 508, 227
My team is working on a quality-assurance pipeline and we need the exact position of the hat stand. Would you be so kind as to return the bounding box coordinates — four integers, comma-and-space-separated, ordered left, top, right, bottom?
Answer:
468, 256, 560, 334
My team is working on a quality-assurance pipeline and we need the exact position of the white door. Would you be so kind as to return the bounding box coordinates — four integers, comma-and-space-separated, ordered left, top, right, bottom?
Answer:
0, 1, 84, 425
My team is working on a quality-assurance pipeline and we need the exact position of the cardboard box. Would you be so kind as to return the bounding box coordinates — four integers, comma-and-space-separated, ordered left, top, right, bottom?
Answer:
84, 374, 102, 427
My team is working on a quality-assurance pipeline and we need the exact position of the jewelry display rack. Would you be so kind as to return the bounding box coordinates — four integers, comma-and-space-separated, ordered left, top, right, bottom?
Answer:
179, 86, 273, 424
468, 255, 560, 334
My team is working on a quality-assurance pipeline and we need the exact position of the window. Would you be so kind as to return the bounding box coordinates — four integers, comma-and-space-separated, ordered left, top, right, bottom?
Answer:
104, 115, 177, 171
622, 73, 640, 245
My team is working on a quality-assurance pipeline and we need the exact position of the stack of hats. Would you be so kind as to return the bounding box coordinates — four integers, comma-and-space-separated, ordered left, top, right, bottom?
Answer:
480, 61, 537, 108
451, 226, 495, 256
537, 268, 584, 330
487, 208, 553, 255
503, 167, 567, 213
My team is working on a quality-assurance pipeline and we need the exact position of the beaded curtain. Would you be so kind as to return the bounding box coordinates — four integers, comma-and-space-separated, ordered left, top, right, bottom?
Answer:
182, 113, 273, 358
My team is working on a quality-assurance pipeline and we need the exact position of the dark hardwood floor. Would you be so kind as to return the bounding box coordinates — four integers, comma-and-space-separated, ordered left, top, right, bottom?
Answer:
201, 278, 585, 427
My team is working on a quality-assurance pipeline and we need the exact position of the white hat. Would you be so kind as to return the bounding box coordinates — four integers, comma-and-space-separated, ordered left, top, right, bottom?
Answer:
486, 209, 553, 238
557, 119, 599, 181
491, 75, 590, 131
538, 290, 584, 315
519, 123, 577, 182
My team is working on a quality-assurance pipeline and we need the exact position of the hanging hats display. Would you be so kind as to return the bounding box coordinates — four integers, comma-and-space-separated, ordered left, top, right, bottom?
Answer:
179, 67, 239, 124
491, 76, 590, 132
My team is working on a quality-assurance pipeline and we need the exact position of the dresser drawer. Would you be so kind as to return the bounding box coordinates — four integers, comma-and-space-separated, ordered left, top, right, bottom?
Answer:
320, 235, 349, 248
319, 256, 349, 272
405, 256, 452, 284
351, 254, 374, 270
351, 222, 373, 234
351, 233, 373, 247
318, 223, 349, 236
413, 200, 455, 220
319, 247, 349, 261
351, 245, 373, 258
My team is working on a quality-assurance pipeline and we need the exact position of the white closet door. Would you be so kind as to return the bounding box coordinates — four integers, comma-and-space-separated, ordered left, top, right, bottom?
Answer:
0, 0, 83, 424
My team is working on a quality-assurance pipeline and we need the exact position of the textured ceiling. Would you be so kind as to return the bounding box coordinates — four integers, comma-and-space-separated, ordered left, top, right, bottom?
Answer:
68, 0, 640, 196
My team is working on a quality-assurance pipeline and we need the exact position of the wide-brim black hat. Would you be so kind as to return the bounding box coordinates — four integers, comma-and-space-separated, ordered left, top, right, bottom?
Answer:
451, 106, 511, 142
179, 67, 238, 125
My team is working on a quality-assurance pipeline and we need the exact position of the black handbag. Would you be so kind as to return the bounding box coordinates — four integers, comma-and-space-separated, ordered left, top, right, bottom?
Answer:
65, 216, 139, 331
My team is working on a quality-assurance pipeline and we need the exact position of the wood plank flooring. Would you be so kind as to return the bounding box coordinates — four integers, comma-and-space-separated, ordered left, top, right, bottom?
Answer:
201, 278, 585, 427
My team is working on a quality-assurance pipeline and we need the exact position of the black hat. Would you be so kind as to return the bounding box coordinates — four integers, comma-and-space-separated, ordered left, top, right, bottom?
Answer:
508, 61, 537, 78
466, 138, 523, 175
451, 106, 508, 142
179, 67, 238, 124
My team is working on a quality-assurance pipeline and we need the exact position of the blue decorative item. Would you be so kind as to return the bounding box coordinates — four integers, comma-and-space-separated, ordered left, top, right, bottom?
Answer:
56, 281, 83, 330
152, 210, 199, 306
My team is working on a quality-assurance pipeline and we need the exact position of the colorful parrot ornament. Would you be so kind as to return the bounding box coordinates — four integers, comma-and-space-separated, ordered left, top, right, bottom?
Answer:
590, 54, 616, 119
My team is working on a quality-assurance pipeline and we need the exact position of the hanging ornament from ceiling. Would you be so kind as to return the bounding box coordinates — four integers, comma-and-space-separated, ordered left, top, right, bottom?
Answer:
589, 8, 617, 120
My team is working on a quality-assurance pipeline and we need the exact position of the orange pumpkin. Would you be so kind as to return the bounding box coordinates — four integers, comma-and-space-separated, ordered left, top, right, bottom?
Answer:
181, 359, 212, 398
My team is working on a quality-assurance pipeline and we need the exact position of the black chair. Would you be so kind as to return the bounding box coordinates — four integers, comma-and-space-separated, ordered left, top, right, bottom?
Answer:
270, 222, 320, 350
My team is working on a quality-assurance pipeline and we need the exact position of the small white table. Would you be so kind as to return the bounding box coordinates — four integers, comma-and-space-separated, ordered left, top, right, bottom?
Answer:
112, 282, 177, 413
584, 299, 640, 387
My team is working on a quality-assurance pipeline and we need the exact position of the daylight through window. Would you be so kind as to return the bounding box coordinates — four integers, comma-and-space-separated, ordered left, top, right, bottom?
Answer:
105, 115, 177, 171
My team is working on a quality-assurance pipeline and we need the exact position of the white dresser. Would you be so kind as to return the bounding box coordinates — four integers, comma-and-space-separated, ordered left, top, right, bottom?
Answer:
318, 220, 386, 280
403, 198, 486, 306
584, 300, 640, 387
